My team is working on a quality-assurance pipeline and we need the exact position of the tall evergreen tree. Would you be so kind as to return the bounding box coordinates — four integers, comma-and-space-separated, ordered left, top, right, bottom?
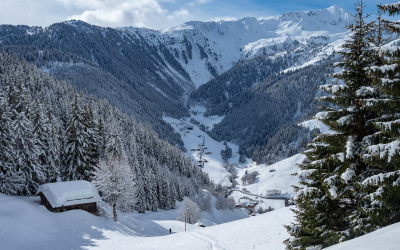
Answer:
46, 104, 61, 182
359, 1, 400, 230
9, 77, 42, 195
84, 104, 100, 175
31, 94, 51, 181
0, 90, 24, 194
285, 2, 379, 249
62, 93, 91, 181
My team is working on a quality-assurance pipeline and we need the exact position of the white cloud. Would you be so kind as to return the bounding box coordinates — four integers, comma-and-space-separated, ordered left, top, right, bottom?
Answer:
166, 8, 190, 20
57, 0, 166, 27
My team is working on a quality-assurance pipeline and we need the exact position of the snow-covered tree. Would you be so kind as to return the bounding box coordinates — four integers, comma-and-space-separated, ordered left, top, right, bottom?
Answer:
192, 190, 212, 211
93, 154, 136, 221
215, 192, 228, 210
46, 104, 61, 182
359, 1, 400, 230
9, 78, 42, 195
177, 198, 202, 231
0, 91, 24, 194
62, 93, 91, 181
105, 113, 126, 160
31, 94, 51, 181
227, 197, 236, 211
285, 2, 380, 249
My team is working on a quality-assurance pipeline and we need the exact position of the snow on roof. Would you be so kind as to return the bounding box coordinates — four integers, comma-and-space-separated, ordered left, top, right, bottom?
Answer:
36, 180, 102, 208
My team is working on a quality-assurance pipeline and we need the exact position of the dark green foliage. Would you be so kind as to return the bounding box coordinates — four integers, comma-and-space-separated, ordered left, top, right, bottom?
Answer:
284, 2, 398, 249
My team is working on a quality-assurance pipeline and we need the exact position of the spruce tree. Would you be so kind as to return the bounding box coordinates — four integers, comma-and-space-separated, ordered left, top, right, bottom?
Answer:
31, 94, 51, 182
359, 2, 400, 230
62, 93, 91, 181
46, 104, 61, 182
9, 77, 42, 195
285, 2, 379, 249
0, 91, 24, 194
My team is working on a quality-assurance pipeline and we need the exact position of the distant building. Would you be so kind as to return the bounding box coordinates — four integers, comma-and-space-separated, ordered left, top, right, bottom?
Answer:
266, 189, 281, 196
36, 180, 101, 214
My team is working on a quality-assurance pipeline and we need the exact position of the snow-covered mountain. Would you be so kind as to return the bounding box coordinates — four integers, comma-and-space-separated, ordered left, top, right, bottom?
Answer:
0, 5, 355, 181
121, 5, 351, 87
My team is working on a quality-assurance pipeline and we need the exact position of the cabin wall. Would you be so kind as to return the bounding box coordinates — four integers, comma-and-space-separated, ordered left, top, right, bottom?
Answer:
38, 192, 97, 214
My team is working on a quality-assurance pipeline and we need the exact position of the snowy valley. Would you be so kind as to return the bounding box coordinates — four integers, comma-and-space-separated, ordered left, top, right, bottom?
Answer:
1, 1, 400, 250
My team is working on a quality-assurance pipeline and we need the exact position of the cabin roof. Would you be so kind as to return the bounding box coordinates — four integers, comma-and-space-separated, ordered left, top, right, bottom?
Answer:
36, 180, 101, 208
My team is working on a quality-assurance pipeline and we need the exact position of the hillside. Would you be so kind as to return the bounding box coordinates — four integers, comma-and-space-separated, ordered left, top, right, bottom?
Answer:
0, 5, 353, 155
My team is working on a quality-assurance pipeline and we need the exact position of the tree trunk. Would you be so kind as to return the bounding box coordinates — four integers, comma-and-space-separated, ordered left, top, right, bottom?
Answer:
113, 203, 117, 222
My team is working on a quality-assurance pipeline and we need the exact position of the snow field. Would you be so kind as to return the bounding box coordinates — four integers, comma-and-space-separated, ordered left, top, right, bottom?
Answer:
0, 190, 248, 250
84, 206, 294, 250
233, 153, 306, 198
2, 188, 399, 250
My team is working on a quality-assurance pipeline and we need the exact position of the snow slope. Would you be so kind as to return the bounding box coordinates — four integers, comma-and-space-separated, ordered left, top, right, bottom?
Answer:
326, 222, 400, 250
0, 193, 247, 250
231, 153, 306, 209
85, 206, 294, 250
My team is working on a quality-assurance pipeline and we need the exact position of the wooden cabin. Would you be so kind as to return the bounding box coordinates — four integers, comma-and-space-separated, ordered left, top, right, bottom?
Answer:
36, 180, 102, 214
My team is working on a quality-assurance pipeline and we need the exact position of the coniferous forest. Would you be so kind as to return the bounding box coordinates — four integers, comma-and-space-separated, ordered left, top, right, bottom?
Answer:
0, 52, 224, 212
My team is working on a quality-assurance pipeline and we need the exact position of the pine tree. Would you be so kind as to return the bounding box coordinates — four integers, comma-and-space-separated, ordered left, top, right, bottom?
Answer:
285, 2, 379, 249
359, 2, 400, 230
46, 104, 61, 183
105, 116, 126, 160
144, 157, 158, 211
134, 174, 147, 213
0, 90, 24, 194
31, 94, 51, 182
9, 77, 42, 195
84, 104, 100, 176
62, 93, 91, 181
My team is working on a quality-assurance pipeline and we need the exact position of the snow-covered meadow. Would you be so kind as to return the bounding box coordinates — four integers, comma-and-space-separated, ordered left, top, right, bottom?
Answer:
3, 190, 396, 250
0, 192, 293, 250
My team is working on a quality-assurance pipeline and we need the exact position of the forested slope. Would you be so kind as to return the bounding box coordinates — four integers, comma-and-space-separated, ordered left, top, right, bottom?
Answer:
0, 22, 194, 146
190, 57, 335, 164
0, 52, 217, 212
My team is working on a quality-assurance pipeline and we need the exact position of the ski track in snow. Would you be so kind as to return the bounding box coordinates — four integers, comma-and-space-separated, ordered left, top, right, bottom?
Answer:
188, 231, 226, 250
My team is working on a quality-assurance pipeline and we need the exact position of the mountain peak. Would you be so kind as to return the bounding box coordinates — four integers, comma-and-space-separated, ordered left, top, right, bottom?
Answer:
327, 5, 344, 13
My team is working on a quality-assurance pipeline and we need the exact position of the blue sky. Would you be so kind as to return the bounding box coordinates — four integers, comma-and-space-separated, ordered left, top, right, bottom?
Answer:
0, 0, 393, 30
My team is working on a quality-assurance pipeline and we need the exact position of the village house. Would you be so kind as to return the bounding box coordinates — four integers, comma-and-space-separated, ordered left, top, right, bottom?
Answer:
36, 180, 102, 214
